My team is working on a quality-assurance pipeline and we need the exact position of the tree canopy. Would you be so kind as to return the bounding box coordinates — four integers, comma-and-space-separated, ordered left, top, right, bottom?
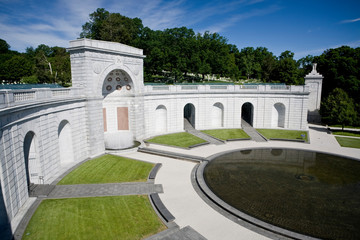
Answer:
1, 8, 360, 126
320, 88, 358, 128
0, 40, 71, 86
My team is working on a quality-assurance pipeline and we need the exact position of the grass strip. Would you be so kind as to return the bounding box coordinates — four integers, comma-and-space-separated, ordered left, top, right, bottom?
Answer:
335, 136, 360, 149
201, 129, 249, 140
22, 196, 166, 240
329, 125, 360, 129
256, 129, 308, 142
332, 131, 360, 137
146, 132, 206, 148
58, 155, 154, 185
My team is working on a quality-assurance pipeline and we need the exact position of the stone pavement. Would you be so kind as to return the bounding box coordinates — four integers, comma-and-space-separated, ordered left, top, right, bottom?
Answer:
119, 124, 360, 240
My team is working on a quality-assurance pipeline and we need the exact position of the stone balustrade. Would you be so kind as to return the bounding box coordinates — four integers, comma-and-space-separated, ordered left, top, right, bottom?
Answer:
0, 88, 84, 109
144, 84, 308, 94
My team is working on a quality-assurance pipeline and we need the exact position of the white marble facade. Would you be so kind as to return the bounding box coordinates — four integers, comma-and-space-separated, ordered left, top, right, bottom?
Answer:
0, 39, 322, 232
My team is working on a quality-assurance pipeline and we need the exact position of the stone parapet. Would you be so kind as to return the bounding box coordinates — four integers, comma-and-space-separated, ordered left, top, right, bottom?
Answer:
0, 88, 84, 109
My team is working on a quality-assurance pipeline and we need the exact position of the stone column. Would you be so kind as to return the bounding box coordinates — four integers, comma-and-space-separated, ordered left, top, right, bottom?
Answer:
305, 63, 323, 123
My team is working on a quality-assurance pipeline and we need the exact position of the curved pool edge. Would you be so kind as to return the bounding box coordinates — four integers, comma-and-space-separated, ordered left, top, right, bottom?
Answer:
195, 149, 324, 240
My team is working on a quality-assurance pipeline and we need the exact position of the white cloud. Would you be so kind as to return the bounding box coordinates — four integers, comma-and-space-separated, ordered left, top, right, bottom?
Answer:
0, 22, 69, 50
295, 40, 360, 59
108, 0, 186, 30
200, 4, 281, 33
1, 0, 276, 52
340, 17, 360, 23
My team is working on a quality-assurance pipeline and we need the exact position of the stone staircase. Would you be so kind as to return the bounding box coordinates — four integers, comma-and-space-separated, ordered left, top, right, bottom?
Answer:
184, 119, 224, 145
241, 119, 267, 142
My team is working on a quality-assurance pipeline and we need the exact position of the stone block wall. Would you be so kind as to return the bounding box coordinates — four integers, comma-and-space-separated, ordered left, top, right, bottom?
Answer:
0, 97, 90, 228
144, 90, 309, 138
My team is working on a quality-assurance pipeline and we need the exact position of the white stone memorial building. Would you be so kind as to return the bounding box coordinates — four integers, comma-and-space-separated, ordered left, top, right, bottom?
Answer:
0, 39, 323, 233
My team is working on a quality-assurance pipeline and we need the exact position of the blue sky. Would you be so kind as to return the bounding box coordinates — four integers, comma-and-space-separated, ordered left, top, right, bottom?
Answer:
0, 0, 359, 59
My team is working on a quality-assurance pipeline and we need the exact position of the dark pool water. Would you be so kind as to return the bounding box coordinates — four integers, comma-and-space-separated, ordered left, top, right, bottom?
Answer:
204, 148, 360, 240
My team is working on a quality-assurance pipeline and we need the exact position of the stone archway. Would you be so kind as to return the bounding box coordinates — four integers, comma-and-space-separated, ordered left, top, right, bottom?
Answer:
241, 102, 254, 126
184, 103, 196, 129
102, 69, 133, 133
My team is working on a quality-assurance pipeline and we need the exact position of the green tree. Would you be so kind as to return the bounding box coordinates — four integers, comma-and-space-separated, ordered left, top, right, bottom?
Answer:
320, 88, 358, 129
21, 75, 39, 84
80, 8, 110, 40
275, 51, 302, 84
0, 39, 10, 53
297, 55, 314, 78
80, 8, 143, 46
2, 55, 33, 81
236, 47, 276, 81
314, 46, 360, 103
24, 44, 71, 86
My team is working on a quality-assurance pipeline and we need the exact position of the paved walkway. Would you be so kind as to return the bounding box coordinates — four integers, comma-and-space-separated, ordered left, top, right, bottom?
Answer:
48, 182, 163, 198
117, 124, 360, 240
241, 119, 267, 142
184, 119, 224, 145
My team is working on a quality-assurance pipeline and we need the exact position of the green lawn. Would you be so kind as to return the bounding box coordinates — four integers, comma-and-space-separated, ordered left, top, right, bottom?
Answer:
256, 129, 309, 142
58, 155, 154, 185
335, 136, 360, 149
332, 131, 360, 137
22, 196, 166, 240
201, 129, 250, 140
146, 132, 207, 148
329, 125, 360, 129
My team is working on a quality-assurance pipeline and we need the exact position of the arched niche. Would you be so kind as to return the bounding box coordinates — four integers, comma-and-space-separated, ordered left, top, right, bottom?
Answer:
23, 131, 40, 189
58, 120, 74, 165
212, 102, 224, 128
272, 103, 286, 128
155, 105, 167, 133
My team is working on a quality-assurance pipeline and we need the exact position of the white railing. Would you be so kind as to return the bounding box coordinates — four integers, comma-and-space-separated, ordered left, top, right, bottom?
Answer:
210, 86, 228, 90
14, 91, 36, 101
0, 88, 83, 109
270, 85, 290, 90
152, 86, 170, 91
52, 89, 71, 97
240, 85, 258, 89
181, 85, 198, 90
144, 84, 308, 94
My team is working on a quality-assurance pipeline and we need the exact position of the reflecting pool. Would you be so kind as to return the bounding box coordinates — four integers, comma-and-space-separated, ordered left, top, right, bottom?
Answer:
204, 148, 360, 240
